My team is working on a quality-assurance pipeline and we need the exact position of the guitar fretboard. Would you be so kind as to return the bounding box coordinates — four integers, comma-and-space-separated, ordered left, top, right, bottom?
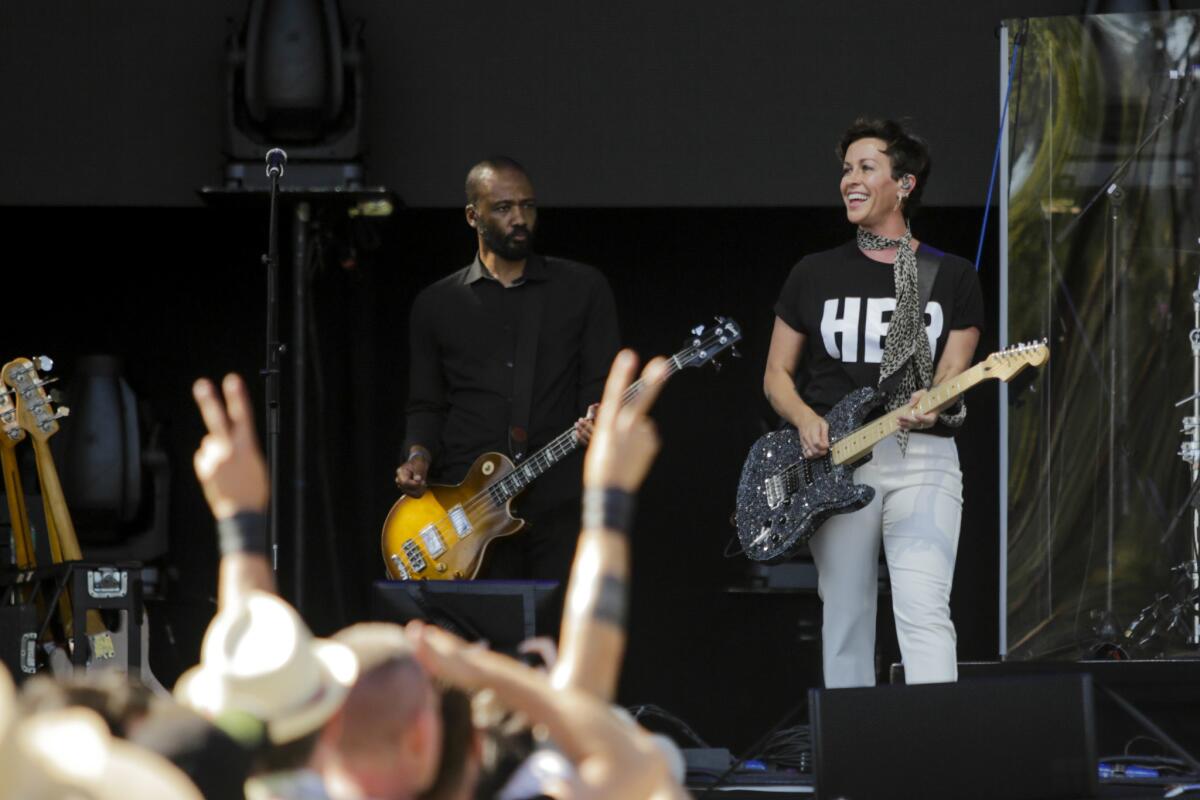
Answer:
485, 353, 692, 504
830, 361, 989, 466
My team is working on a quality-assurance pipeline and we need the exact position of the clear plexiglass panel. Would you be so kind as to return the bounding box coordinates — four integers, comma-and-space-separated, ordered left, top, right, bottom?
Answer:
1004, 11, 1200, 660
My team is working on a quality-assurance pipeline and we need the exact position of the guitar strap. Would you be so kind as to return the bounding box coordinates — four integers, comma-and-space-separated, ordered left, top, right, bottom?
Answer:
916, 245, 944, 316
509, 270, 545, 462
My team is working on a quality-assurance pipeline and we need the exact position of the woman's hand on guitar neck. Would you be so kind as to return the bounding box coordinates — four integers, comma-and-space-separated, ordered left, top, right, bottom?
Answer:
583, 350, 670, 492
192, 374, 269, 520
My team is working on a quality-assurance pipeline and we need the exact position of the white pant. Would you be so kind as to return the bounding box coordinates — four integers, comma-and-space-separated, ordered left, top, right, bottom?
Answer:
808, 433, 963, 688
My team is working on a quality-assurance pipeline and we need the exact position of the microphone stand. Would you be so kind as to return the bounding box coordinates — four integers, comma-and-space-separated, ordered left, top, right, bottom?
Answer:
263, 149, 287, 574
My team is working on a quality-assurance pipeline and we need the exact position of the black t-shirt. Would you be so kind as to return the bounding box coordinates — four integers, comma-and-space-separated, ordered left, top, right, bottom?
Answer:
404, 253, 620, 512
773, 240, 985, 435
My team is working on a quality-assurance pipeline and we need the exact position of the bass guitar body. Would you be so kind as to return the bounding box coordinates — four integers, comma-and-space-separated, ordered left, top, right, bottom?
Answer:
735, 386, 882, 563
381, 451, 524, 580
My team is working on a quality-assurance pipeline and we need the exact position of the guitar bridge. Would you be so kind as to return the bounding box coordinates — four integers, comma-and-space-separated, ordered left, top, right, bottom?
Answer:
401, 540, 427, 574
389, 554, 411, 580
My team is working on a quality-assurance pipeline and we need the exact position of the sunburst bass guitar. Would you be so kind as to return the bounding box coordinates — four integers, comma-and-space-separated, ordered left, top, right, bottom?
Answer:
735, 341, 1048, 563
381, 317, 742, 580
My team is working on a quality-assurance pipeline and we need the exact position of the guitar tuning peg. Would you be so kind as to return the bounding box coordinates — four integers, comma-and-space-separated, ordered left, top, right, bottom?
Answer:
731, 347, 743, 359
55, 406, 70, 420
35, 355, 54, 373
691, 325, 705, 336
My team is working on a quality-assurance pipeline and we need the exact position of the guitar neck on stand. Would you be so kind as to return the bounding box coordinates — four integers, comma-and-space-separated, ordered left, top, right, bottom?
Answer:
3, 358, 107, 639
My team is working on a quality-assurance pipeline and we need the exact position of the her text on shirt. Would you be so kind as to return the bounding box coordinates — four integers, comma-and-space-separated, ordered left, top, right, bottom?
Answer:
820, 299, 943, 363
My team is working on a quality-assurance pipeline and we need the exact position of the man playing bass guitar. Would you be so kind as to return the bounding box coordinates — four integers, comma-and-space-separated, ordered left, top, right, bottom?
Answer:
394, 157, 620, 585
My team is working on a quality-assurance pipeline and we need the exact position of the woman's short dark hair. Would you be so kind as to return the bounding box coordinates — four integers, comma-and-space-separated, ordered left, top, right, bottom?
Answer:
837, 118, 932, 219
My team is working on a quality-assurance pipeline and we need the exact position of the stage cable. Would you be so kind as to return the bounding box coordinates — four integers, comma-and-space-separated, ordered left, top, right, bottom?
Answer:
974, 19, 1029, 271
696, 695, 808, 799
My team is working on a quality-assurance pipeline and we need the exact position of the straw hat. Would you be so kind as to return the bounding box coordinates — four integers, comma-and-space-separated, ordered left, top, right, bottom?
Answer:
175, 591, 358, 744
0, 706, 203, 800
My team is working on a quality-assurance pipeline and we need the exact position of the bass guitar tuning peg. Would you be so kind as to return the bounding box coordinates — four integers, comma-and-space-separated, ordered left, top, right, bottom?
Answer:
35, 355, 54, 373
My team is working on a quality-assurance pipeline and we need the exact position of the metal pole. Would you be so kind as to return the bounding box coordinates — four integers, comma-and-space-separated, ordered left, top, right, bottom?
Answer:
264, 164, 283, 574
1192, 282, 1200, 643
291, 202, 310, 613
998, 21, 1011, 658
1107, 186, 1121, 618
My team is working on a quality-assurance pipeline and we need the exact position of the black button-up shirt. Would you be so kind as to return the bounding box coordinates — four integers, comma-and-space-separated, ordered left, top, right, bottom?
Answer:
403, 253, 620, 510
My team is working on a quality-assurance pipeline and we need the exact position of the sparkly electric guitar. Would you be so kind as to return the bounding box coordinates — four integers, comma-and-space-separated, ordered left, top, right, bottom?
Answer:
735, 342, 1048, 563
381, 317, 742, 580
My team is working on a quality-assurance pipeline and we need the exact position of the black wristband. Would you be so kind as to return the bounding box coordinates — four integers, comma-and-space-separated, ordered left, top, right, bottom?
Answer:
582, 488, 635, 534
217, 511, 268, 557
591, 574, 629, 628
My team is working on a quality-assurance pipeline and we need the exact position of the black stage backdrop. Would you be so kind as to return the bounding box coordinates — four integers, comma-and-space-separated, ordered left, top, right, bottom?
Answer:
1, 204, 999, 750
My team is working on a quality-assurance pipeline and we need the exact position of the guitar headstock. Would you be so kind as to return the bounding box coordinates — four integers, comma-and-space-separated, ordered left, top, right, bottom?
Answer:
0, 379, 22, 449
1, 357, 69, 442
677, 316, 742, 370
983, 340, 1050, 383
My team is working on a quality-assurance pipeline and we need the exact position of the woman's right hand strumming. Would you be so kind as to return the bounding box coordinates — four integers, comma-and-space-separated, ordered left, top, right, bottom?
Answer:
796, 406, 830, 459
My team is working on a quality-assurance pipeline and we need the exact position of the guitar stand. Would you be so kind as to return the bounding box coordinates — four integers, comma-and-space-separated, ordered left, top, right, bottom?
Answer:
0, 560, 142, 678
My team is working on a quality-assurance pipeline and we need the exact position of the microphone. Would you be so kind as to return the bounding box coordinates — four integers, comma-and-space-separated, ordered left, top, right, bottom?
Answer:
265, 148, 288, 179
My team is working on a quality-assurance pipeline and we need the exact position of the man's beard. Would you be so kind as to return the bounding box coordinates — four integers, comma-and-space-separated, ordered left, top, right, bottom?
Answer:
480, 219, 533, 260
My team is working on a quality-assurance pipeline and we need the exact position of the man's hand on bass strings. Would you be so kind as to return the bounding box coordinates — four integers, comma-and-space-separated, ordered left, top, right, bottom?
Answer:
573, 403, 600, 445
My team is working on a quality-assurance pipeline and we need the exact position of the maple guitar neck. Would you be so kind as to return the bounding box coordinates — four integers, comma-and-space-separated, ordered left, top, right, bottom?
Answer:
831, 361, 989, 466
1, 446, 34, 569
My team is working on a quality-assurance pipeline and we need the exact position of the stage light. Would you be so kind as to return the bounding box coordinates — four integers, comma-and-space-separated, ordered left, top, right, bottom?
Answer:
223, 0, 366, 189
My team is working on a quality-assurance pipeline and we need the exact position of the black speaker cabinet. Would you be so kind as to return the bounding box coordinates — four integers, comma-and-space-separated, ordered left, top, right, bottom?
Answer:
810, 674, 1098, 800
893, 660, 1200, 761
370, 580, 559, 654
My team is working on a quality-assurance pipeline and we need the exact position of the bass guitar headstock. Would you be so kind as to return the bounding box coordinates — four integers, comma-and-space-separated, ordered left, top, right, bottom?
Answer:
0, 380, 23, 449
2, 357, 69, 442
983, 340, 1050, 383
678, 316, 742, 371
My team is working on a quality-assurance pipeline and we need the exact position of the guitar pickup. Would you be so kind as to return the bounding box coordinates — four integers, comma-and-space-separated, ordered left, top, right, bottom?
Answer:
402, 540, 427, 573
389, 554, 411, 580
448, 505, 473, 537
419, 524, 447, 557
765, 475, 786, 510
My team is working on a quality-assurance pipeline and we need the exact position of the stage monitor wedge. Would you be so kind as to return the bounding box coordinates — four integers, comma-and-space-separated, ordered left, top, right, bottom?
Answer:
810, 673, 1097, 800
